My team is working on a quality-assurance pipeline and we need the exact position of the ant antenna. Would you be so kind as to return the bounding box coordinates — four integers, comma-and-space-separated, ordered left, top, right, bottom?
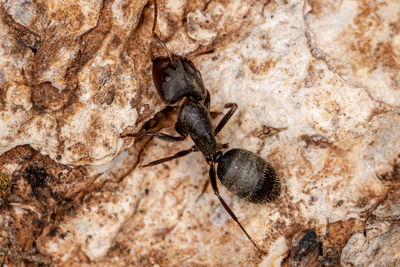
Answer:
152, 0, 174, 62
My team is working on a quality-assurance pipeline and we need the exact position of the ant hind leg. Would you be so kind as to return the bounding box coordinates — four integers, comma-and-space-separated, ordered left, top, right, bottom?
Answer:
208, 162, 265, 253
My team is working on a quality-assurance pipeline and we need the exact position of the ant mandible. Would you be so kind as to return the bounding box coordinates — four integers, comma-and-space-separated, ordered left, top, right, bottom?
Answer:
120, 0, 280, 253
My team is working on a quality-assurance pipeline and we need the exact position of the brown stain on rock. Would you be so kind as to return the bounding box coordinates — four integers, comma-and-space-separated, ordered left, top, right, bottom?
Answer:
322, 218, 365, 266
94, 84, 116, 105
303, 60, 325, 88
309, 0, 400, 90
349, 25, 400, 88
253, 125, 287, 139
246, 58, 276, 76
379, 153, 400, 182
1, 0, 397, 265
0, 145, 93, 264
31, 82, 71, 112
0, 173, 13, 198
125, 4, 161, 124
300, 134, 332, 149
0, 4, 41, 51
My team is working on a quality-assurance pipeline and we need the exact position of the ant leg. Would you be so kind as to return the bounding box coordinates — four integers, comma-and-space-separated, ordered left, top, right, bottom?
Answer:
152, 0, 173, 62
214, 103, 237, 136
186, 48, 215, 61
204, 90, 211, 110
205, 90, 224, 117
210, 111, 223, 118
208, 162, 265, 253
142, 146, 197, 167
195, 143, 228, 202
195, 179, 210, 203
120, 131, 186, 142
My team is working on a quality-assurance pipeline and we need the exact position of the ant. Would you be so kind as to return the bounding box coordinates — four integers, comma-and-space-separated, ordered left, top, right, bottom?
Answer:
120, 0, 280, 253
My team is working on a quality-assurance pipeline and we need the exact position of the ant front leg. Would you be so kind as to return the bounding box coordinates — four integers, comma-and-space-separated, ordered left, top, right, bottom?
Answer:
120, 112, 189, 142
120, 122, 188, 142
208, 162, 265, 253
119, 131, 186, 142
214, 103, 237, 136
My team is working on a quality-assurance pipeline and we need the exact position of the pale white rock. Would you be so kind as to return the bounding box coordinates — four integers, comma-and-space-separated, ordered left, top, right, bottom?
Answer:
0, 0, 147, 165
341, 220, 400, 266
305, 0, 400, 106
4, 83, 32, 110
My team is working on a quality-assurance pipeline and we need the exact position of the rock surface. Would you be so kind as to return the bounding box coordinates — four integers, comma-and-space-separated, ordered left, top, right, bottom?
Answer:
341, 189, 400, 266
0, 0, 399, 266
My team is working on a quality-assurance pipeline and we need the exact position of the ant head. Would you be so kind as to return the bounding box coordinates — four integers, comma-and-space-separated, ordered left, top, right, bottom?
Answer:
152, 55, 207, 105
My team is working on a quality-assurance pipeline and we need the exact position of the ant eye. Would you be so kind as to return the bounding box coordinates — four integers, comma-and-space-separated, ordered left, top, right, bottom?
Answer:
164, 74, 171, 82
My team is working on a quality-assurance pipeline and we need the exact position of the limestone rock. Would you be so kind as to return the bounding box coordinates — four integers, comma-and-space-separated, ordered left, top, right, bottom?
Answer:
0, 0, 399, 266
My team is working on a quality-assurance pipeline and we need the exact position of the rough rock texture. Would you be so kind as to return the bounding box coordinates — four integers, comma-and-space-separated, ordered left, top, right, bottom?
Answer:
0, 0, 399, 266
0, 0, 147, 165
341, 188, 400, 266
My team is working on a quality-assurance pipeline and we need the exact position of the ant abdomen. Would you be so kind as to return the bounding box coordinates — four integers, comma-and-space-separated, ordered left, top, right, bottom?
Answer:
152, 56, 206, 104
216, 148, 280, 204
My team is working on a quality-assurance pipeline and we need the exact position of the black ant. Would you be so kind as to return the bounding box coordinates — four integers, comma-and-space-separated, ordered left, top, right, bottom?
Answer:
120, 0, 280, 253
